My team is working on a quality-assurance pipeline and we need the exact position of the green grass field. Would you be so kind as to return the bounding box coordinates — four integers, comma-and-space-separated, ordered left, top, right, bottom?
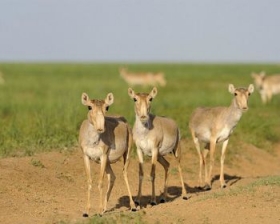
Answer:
0, 63, 279, 157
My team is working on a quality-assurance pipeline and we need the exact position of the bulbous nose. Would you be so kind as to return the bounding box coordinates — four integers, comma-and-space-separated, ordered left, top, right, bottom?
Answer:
94, 112, 105, 133
97, 128, 105, 133
140, 115, 148, 120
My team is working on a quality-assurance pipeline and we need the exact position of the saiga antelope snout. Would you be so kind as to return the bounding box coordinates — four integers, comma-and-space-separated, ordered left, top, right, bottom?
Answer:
132, 89, 154, 123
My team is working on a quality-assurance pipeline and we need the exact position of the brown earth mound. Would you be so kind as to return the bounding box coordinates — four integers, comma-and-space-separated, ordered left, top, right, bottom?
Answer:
0, 140, 279, 224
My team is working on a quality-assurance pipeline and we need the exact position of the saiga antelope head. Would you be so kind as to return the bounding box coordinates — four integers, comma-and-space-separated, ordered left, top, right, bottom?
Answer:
81, 92, 114, 133
228, 84, 254, 112
128, 87, 157, 124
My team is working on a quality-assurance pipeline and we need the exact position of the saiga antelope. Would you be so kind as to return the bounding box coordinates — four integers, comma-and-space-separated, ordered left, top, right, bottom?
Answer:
128, 87, 188, 207
251, 71, 280, 104
189, 84, 254, 190
120, 68, 166, 87
79, 92, 136, 216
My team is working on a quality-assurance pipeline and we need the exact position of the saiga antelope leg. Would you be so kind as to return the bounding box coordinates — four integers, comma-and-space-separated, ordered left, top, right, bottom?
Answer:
220, 139, 229, 188
191, 131, 204, 188
135, 147, 144, 207
260, 92, 267, 104
104, 163, 116, 213
83, 154, 92, 217
203, 145, 209, 188
267, 90, 273, 103
98, 153, 108, 215
150, 147, 159, 205
122, 151, 137, 211
157, 156, 170, 203
207, 138, 217, 190
173, 143, 188, 199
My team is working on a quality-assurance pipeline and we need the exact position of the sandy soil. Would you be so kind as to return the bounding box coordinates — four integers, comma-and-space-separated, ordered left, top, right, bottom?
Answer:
0, 139, 279, 224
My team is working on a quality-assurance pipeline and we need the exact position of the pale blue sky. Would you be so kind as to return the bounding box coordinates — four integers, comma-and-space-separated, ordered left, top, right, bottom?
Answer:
1, 0, 280, 63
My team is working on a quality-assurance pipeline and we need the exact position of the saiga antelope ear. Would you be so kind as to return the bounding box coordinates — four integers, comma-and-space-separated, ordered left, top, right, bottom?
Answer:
228, 84, 235, 94
248, 84, 254, 94
128, 88, 136, 99
260, 71, 266, 78
105, 93, 114, 106
149, 87, 158, 98
81, 93, 91, 106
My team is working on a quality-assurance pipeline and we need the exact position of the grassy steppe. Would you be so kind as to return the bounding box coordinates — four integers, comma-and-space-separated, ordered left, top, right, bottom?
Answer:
0, 63, 279, 157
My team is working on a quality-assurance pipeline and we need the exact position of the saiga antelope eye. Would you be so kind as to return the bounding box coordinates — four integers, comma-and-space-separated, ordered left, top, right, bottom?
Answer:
88, 106, 92, 110
133, 98, 137, 102
106, 106, 109, 111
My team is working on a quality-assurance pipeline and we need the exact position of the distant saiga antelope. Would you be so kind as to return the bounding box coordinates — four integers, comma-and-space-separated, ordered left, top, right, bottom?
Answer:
189, 84, 254, 190
79, 92, 136, 216
128, 87, 188, 207
120, 68, 166, 87
251, 71, 280, 104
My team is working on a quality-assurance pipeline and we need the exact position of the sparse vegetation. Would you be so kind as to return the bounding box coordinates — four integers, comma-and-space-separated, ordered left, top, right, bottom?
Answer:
78, 211, 145, 224
196, 175, 280, 201
30, 158, 45, 168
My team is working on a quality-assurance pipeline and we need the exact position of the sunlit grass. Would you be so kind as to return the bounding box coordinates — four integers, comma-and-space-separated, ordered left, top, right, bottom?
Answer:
0, 63, 279, 157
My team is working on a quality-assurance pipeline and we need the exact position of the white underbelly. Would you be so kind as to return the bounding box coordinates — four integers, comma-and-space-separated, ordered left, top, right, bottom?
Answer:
84, 146, 124, 163
217, 127, 232, 143
138, 139, 153, 156
85, 146, 103, 162
137, 139, 174, 156
196, 127, 232, 143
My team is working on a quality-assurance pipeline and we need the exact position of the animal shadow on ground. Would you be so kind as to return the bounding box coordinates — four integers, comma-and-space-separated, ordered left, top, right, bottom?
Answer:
211, 173, 242, 187
114, 183, 192, 211
111, 174, 241, 212
192, 174, 242, 192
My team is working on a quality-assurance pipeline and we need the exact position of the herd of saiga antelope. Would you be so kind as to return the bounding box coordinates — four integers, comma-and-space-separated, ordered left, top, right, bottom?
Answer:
78, 69, 280, 217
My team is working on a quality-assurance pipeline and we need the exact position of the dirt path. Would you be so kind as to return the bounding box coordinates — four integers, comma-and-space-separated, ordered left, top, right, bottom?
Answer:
0, 140, 279, 224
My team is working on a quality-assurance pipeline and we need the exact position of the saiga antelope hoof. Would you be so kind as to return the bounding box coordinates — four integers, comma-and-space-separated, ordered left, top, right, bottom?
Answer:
134, 200, 140, 207
160, 198, 166, 203
203, 184, 212, 191
221, 184, 227, 189
131, 207, 137, 212
150, 201, 157, 206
